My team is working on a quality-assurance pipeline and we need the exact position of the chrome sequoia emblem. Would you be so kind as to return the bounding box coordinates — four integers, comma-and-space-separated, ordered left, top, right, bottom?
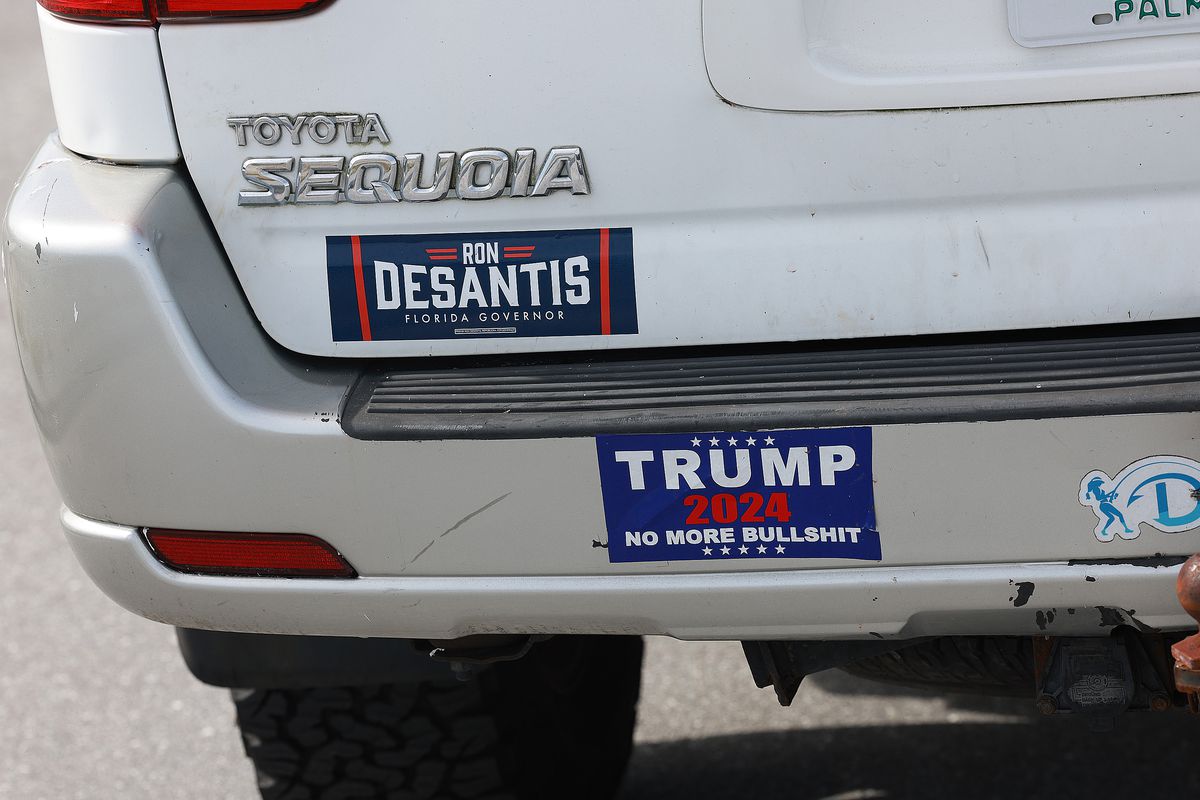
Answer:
228, 113, 590, 206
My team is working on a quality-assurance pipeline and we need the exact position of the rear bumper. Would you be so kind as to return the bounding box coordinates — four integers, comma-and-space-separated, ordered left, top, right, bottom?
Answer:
7, 138, 1200, 639
62, 509, 1193, 640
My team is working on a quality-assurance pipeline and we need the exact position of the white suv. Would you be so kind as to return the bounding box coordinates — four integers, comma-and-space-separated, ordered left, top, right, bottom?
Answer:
6, 1, 1200, 797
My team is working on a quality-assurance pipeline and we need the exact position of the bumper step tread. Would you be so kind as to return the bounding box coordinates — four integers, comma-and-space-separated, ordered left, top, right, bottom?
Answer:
341, 323, 1200, 439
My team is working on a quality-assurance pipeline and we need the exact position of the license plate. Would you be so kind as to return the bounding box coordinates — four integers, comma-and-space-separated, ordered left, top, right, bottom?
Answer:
595, 427, 881, 564
1009, 0, 1200, 47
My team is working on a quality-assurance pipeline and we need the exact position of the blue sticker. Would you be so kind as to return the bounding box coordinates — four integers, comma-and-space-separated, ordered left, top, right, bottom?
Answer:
327, 227, 637, 341
1079, 455, 1200, 542
595, 427, 880, 563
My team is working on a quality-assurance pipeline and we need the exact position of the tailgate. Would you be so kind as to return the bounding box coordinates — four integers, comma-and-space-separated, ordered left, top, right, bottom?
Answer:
159, 0, 1200, 358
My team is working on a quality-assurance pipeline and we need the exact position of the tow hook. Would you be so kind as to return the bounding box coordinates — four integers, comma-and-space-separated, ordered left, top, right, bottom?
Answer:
1171, 554, 1200, 713
421, 634, 551, 680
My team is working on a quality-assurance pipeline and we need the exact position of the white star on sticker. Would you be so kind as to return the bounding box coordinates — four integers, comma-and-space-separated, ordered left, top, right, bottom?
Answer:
702, 546, 713, 556
757, 544, 768, 554
764, 436, 776, 446
709, 437, 720, 446
738, 545, 749, 555
690, 437, 701, 447
727, 437, 738, 446
720, 545, 731, 555
745, 436, 757, 446
775, 544, 786, 554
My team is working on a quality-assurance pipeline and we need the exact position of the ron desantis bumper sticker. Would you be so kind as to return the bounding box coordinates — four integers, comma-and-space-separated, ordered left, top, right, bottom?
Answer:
595, 427, 880, 563
327, 227, 637, 341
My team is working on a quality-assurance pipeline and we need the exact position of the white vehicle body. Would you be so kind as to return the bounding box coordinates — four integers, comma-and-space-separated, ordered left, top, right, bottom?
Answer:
8, 0, 1200, 643
164, 1, 1200, 358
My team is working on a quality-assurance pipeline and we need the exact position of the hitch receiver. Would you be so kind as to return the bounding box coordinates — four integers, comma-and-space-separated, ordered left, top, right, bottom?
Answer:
1171, 554, 1200, 712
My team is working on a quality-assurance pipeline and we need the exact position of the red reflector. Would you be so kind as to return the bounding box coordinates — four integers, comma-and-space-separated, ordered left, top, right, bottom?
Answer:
144, 529, 356, 578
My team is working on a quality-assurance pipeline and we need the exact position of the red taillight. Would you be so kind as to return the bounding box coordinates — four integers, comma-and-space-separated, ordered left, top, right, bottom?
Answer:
157, 0, 332, 19
144, 529, 356, 578
37, 0, 153, 21
37, 0, 333, 22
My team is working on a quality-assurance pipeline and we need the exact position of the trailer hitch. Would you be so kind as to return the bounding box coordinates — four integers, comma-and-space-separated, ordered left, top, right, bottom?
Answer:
1171, 554, 1200, 713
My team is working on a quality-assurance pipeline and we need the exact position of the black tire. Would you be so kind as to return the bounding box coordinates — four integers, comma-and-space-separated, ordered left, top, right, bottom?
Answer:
232, 635, 644, 800
841, 636, 1035, 697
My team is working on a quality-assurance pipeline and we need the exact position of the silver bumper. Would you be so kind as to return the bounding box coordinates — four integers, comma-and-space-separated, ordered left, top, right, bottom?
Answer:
63, 509, 1190, 640
6, 138, 1199, 639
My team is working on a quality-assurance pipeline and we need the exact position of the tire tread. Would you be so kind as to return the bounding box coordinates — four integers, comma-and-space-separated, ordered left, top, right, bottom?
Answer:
842, 636, 1035, 696
234, 636, 643, 800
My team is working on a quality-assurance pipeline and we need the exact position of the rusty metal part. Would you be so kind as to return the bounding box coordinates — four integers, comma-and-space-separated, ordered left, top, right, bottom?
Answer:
1170, 554, 1200, 713
1031, 636, 1055, 681
1033, 628, 1176, 721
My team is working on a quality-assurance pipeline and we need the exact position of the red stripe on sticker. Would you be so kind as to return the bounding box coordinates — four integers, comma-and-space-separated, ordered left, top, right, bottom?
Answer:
351, 235, 372, 342
599, 228, 611, 335
425, 248, 457, 254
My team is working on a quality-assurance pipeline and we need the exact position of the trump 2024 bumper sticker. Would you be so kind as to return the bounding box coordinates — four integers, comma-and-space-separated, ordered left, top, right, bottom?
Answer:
596, 427, 881, 563
327, 228, 637, 341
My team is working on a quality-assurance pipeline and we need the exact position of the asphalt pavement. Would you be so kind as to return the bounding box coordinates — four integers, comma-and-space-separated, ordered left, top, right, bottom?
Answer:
1, 5, 1198, 799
